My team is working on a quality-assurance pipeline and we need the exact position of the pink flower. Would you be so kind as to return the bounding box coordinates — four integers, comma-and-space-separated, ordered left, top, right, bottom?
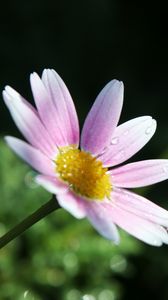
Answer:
3, 69, 168, 246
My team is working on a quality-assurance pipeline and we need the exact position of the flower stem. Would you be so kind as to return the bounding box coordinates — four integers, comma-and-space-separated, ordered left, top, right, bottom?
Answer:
0, 196, 60, 249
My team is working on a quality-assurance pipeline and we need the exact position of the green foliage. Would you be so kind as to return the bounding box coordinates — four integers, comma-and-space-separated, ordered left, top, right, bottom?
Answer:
0, 139, 142, 300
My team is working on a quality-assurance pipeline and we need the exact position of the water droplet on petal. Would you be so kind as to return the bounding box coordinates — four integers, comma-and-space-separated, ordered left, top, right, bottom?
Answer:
123, 130, 129, 136
111, 137, 119, 145
145, 126, 153, 135
145, 119, 155, 135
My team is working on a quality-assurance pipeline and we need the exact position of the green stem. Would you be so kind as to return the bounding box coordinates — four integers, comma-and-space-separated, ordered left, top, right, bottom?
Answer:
0, 196, 60, 249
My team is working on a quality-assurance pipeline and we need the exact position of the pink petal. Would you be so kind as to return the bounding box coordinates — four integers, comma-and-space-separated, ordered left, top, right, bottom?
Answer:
85, 189, 168, 245
110, 159, 168, 188
99, 116, 156, 167
35, 174, 68, 194
5, 136, 54, 176
3, 86, 56, 157
84, 200, 120, 243
41, 69, 79, 146
56, 190, 86, 219
81, 80, 124, 155
109, 202, 168, 246
112, 188, 168, 227
30, 72, 67, 147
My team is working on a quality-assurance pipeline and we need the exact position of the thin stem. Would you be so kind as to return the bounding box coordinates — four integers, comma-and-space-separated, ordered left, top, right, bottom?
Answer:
0, 196, 60, 249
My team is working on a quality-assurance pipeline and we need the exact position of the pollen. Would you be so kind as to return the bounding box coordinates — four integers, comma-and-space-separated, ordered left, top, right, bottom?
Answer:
55, 146, 111, 200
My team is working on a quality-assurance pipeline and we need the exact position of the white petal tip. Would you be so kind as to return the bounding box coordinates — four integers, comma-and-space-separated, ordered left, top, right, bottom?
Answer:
5, 85, 15, 94
4, 136, 19, 146
3, 86, 21, 102
30, 72, 39, 82
4, 136, 11, 143
43, 68, 53, 74
108, 79, 124, 89
2, 90, 9, 101
107, 79, 124, 100
151, 240, 163, 247
145, 118, 157, 135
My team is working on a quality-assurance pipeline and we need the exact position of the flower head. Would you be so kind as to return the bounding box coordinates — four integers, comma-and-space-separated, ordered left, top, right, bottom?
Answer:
3, 69, 168, 246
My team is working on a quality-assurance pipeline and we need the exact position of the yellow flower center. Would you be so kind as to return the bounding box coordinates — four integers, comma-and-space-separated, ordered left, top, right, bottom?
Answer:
55, 146, 111, 200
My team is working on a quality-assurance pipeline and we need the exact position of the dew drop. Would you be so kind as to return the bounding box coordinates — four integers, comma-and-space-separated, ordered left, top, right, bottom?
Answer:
123, 130, 129, 136
145, 126, 153, 135
111, 137, 119, 145
145, 120, 154, 135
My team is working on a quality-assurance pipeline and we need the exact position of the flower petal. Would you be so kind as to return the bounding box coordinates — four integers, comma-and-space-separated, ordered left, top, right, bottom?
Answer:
110, 159, 168, 188
30, 72, 67, 147
81, 80, 124, 155
112, 188, 168, 227
35, 174, 68, 194
99, 116, 156, 167
3, 86, 56, 157
109, 200, 168, 246
5, 136, 54, 176
84, 201, 120, 243
41, 69, 79, 146
56, 191, 86, 219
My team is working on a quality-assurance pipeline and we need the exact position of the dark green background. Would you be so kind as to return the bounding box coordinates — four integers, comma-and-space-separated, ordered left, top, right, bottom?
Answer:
0, 1, 168, 300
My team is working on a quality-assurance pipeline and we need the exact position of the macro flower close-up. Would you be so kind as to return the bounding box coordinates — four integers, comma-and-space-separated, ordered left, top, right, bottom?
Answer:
3, 68, 168, 246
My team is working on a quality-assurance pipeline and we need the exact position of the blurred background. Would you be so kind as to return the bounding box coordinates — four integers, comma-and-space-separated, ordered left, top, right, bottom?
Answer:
0, 1, 168, 299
